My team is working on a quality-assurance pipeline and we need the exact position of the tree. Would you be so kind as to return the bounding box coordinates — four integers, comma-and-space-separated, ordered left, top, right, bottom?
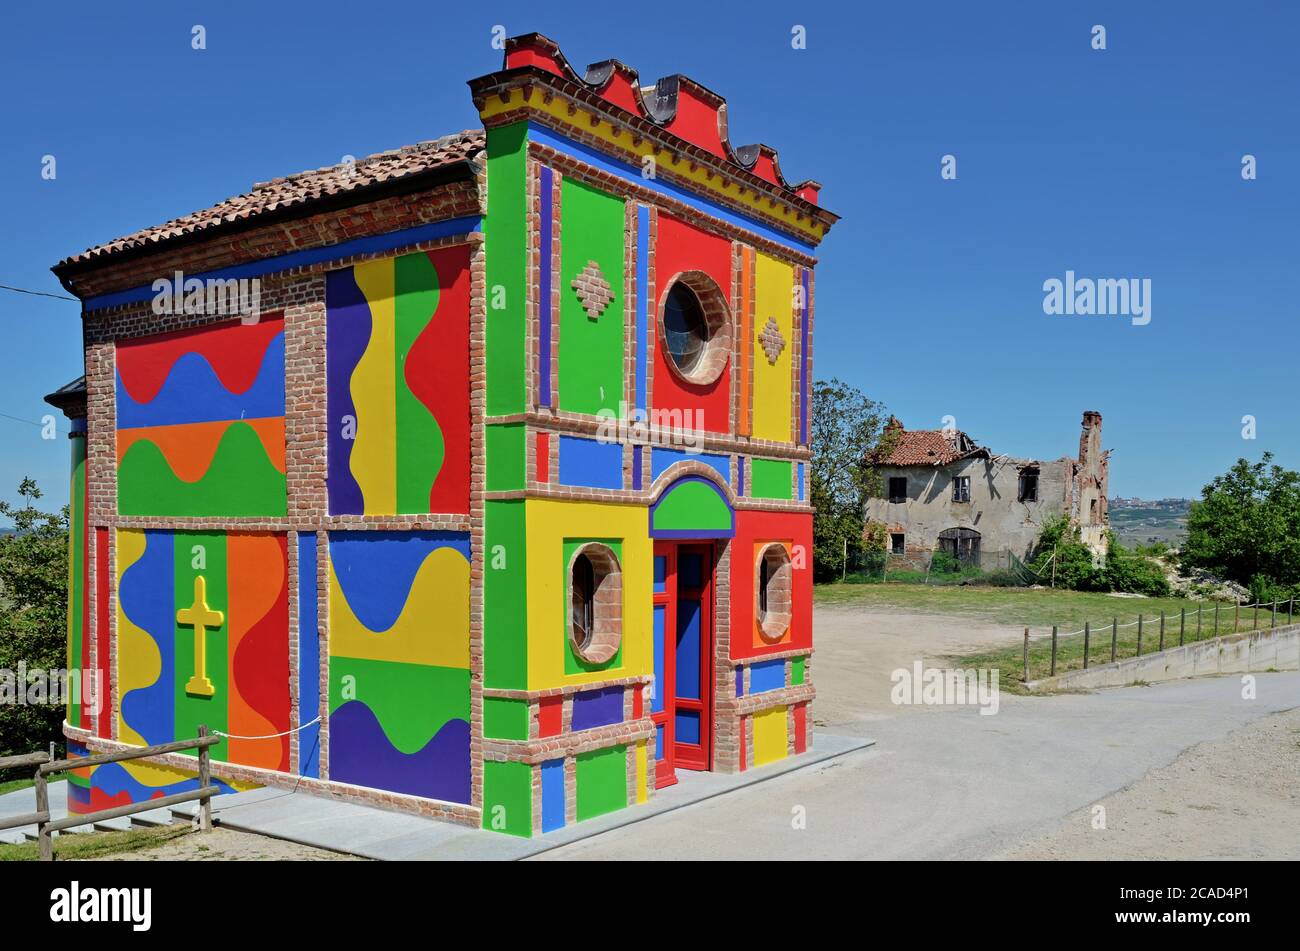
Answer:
810, 379, 889, 583
1182, 453, 1300, 601
0, 479, 69, 778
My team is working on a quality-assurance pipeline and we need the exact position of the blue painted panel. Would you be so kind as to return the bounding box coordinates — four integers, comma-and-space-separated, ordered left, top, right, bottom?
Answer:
651, 447, 730, 485
529, 125, 817, 254
679, 553, 703, 589
652, 604, 666, 714
735, 667, 744, 698
676, 598, 701, 700
653, 556, 667, 593
750, 658, 786, 694
558, 435, 623, 490
541, 758, 565, 833
84, 216, 483, 312
675, 711, 700, 745
655, 723, 665, 761
797, 462, 805, 501
297, 532, 320, 778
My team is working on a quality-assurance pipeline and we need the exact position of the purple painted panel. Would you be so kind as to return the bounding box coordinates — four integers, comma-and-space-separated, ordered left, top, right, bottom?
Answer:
571, 685, 624, 732
326, 269, 371, 515
329, 702, 470, 804
799, 269, 810, 443
540, 165, 554, 407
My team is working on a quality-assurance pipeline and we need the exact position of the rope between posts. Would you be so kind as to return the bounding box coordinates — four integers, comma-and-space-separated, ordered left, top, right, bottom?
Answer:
211, 717, 321, 740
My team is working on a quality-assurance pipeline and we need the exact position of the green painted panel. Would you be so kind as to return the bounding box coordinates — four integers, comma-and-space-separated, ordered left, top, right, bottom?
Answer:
67, 440, 86, 726
329, 656, 469, 752
486, 422, 526, 492
576, 744, 627, 821
792, 656, 806, 686
651, 480, 732, 533
558, 180, 625, 417
173, 531, 229, 760
561, 539, 624, 675
750, 458, 794, 500
395, 250, 444, 513
484, 696, 529, 740
485, 123, 529, 416
484, 500, 528, 690
117, 421, 286, 516
483, 760, 533, 836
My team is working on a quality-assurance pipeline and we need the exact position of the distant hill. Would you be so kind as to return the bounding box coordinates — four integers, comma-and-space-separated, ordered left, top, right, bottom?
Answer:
1108, 498, 1191, 548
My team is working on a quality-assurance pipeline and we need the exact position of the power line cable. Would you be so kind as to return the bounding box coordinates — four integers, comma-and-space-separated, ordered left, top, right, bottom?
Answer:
0, 283, 78, 302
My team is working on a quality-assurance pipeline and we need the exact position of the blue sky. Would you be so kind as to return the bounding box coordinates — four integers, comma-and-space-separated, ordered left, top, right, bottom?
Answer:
0, 0, 1295, 519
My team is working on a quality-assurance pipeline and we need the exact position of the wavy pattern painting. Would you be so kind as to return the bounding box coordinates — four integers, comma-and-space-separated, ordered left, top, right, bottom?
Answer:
328, 531, 472, 804
66, 740, 252, 815
117, 528, 291, 773
115, 317, 286, 516
326, 247, 470, 516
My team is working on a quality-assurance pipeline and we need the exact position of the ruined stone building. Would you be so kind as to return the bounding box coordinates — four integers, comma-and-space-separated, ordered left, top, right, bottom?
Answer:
864, 411, 1109, 568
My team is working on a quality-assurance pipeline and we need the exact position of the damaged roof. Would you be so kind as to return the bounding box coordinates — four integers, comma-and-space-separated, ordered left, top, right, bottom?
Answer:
53, 130, 485, 273
872, 417, 988, 467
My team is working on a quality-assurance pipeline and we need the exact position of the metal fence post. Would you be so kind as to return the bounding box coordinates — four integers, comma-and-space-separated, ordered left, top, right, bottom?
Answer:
1083, 622, 1091, 669
1050, 625, 1058, 677
197, 724, 213, 833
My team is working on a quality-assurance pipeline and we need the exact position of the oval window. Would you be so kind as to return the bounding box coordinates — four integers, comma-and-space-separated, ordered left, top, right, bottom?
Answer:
658, 272, 732, 386
568, 544, 622, 665
756, 544, 793, 642
664, 283, 708, 375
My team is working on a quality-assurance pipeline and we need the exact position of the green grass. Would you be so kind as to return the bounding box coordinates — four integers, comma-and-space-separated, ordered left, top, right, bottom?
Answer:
952, 601, 1287, 685
0, 823, 190, 862
0, 777, 63, 796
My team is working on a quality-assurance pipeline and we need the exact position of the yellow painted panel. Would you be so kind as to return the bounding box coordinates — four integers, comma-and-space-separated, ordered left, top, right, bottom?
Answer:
752, 705, 789, 766
115, 529, 157, 746
329, 547, 470, 668
351, 259, 397, 515
752, 253, 795, 443
477, 91, 826, 244
635, 740, 648, 804
525, 498, 652, 690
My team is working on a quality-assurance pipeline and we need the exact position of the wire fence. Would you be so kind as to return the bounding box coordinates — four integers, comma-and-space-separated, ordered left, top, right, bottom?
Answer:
842, 548, 1048, 587
1020, 597, 1297, 682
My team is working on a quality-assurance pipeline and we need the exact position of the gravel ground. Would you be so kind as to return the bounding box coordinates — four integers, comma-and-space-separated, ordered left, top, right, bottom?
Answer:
92, 825, 363, 861
1003, 706, 1300, 860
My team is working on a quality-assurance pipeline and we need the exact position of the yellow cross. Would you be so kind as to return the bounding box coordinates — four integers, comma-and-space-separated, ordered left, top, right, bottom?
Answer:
177, 575, 223, 698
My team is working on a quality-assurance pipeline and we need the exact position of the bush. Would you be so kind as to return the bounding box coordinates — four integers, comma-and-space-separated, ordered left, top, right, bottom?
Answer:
1103, 545, 1171, 597
1030, 516, 1170, 596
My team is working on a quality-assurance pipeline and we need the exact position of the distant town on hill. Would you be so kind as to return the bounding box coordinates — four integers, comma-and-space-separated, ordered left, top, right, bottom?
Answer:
1108, 497, 1192, 547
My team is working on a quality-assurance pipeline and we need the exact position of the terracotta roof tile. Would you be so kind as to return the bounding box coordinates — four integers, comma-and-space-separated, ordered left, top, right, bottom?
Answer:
56, 130, 485, 269
875, 419, 986, 466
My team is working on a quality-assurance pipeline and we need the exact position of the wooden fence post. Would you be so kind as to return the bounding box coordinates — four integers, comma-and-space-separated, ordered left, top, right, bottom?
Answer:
197, 725, 213, 833
1196, 605, 1202, 639
1270, 601, 1276, 629
1252, 603, 1258, 630
1050, 626, 1058, 677
1234, 600, 1239, 634
1159, 611, 1165, 652
1022, 628, 1029, 682
1136, 614, 1143, 656
1083, 622, 1091, 670
1179, 607, 1186, 646
34, 765, 52, 862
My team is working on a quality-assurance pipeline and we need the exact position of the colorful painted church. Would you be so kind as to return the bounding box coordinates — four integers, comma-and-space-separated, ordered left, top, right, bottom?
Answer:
45, 34, 837, 837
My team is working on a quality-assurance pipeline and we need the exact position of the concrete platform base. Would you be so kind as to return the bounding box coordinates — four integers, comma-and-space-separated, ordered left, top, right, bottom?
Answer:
167, 732, 874, 860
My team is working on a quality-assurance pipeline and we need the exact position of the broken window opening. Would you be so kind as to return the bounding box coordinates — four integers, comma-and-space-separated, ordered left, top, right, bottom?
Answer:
951, 476, 971, 503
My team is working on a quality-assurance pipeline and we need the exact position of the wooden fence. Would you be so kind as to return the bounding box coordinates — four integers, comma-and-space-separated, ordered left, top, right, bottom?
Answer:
0, 725, 218, 861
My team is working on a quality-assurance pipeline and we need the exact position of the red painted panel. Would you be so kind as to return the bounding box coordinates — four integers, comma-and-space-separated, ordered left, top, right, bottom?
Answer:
406, 245, 472, 514
729, 509, 813, 662
631, 682, 642, 720
538, 695, 563, 738
793, 703, 808, 754
536, 432, 550, 484
115, 316, 284, 405
651, 215, 732, 437
95, 527, 110, 738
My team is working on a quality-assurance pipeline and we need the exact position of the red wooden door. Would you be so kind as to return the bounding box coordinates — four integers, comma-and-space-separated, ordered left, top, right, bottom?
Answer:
651, 542, 713, 788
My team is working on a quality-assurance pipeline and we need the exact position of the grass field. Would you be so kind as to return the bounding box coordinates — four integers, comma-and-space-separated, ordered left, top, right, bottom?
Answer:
0, 777, 61, 796
0, 823, 189, 861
